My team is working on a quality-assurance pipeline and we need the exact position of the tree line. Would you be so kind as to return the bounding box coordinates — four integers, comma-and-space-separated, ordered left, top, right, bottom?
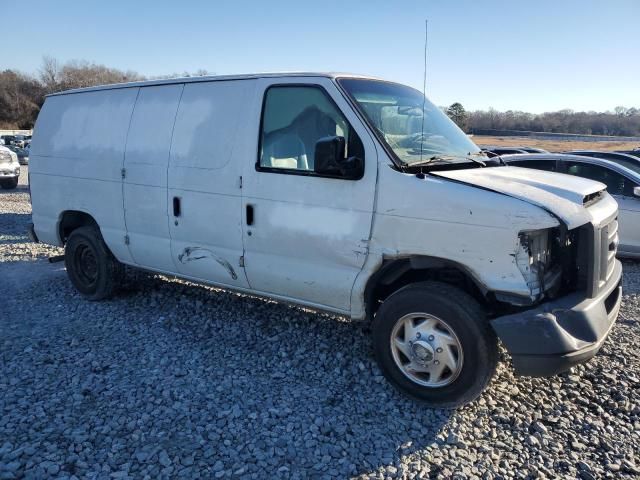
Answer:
446, 102, 640, 137
1, 57, 638, 137
0, 57, 211, 129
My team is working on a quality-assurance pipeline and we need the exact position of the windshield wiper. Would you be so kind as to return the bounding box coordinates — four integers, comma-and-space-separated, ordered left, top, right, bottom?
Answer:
463, 155, 486, 167
408, 154, 486, 168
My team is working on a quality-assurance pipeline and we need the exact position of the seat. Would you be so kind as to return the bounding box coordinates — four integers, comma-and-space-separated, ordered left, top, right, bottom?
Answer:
262, 132, 309, 170
291, 107, 339, 169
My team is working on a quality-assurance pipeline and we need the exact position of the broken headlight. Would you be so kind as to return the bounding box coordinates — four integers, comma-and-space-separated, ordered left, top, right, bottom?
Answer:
516, 228, 562, 299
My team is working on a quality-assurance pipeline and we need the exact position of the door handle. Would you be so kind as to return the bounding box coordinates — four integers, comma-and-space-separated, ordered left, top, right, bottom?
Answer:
173, 197, 181, 217
246, 204, 254, 226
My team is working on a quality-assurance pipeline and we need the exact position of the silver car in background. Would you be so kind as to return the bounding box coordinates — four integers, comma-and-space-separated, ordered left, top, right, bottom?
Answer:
0, 146, 20, 190
503, 153, 640, 259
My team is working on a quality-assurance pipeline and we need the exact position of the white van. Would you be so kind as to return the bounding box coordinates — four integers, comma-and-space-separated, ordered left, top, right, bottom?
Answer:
29, 73, 622, 407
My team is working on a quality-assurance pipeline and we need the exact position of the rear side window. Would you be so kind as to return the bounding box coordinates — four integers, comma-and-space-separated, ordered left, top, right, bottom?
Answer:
512, 160, 557, 172
564, 162, 629, 196
258, 85, 363, 172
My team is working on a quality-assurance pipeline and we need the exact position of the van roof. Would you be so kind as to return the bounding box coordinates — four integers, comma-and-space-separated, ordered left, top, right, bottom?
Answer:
46, 72, 382, 97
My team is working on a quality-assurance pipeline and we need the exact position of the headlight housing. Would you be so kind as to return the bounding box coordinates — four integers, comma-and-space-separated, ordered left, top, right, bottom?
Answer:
515, 228, 562, 299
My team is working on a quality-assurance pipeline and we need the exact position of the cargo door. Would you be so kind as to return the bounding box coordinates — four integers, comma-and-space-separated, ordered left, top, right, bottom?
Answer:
167, 80, 254, 289
123, 84, 183, 272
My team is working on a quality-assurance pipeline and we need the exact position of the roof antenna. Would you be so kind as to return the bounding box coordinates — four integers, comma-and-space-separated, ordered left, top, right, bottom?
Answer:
420, 19, 428, 163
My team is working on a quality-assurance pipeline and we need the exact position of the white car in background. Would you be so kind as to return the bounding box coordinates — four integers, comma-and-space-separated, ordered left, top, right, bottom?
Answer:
503, 153, 640, 259
0, 145, 20, 189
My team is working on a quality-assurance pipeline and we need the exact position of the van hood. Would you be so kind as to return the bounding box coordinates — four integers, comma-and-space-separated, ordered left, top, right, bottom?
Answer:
431, 166, 605, 229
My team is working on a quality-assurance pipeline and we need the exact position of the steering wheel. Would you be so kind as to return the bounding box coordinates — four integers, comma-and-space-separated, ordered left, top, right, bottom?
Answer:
405, 132, 433, 148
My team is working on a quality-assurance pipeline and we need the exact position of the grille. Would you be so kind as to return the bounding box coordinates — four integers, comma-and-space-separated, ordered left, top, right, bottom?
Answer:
600, 218, 618, 285
574, 214, 619, 298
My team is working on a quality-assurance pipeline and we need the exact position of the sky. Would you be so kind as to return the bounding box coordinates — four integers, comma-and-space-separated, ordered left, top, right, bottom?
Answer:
3, 0, 639, 113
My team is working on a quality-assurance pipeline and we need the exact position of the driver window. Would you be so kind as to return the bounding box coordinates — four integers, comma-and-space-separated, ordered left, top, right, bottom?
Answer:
259, 86, 356, 171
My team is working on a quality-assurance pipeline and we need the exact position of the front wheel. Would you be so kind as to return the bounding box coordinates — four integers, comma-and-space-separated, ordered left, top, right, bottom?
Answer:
372, 281, 499, 408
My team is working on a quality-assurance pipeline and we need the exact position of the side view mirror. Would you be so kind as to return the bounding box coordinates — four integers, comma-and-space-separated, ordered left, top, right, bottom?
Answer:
314, 136, 363, 180
634, 186, 640, 198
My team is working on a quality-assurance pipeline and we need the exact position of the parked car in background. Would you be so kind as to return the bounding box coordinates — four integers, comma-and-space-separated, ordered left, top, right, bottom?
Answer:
6, 145, 29, 165
11, 134, 30, 147
0, 134, 32, 147
0, 135, 16, 146
503, 153, 640, 258
566, 150, 640, 174
482, 147, 529, 156
516, 147, 549, 154
482, 146, 549, 157
0, 145, 20, 189
615, 149, 640, 159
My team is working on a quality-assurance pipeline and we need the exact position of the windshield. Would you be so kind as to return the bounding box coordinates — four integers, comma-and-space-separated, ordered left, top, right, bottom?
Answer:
338, 78, 483, 166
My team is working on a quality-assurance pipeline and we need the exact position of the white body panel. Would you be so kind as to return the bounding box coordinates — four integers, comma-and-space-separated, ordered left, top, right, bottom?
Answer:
167, 80, 254, 289
29, 72, 619, 319
432, 166, 604, 230
30, 88, 138, 263
240, 77, 378, 311
123, 84, 184, 272
370, 168, 561, 297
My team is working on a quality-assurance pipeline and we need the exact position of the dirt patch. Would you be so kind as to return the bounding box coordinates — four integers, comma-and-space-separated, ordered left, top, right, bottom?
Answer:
472, 135, 640, 153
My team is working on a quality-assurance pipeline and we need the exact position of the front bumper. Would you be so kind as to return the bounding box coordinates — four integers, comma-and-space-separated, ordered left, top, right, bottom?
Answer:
491, 259, 622, 377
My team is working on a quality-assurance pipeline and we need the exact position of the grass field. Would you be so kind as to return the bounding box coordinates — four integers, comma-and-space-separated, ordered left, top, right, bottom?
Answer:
472, 135, 640, 153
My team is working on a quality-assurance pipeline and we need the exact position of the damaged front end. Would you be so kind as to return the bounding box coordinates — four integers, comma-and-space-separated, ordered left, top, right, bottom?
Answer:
513, 227, 566, 304
491, 211, 622, 377
498, 226, 577, 307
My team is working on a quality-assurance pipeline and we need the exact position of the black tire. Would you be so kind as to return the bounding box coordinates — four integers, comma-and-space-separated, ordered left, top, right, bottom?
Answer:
372, 281, 499, 408
64, 226, 123, 300
0, 177, 18, 189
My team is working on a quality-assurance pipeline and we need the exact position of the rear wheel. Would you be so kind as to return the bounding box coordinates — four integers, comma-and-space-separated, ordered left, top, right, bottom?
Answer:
372, 281, 499, 408
0, 177, 18, 189
64, 226, 123, 300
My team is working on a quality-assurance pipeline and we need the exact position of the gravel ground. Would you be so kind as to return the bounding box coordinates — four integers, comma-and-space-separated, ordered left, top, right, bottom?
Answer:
1, 167, 639, 479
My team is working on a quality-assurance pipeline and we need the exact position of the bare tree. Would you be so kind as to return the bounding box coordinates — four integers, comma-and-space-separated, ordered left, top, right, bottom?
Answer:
39, 55, 60, 94
55, 60, 145, 92
0, 70, 44, 129
468, 107, 640, 136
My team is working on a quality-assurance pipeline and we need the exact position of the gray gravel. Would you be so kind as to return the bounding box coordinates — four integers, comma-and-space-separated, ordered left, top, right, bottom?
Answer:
1, 167, 639, 479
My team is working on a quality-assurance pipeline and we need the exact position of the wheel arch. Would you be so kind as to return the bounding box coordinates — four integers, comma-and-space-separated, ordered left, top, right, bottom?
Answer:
364, 256, 490, 321
58, 210, 99, 245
